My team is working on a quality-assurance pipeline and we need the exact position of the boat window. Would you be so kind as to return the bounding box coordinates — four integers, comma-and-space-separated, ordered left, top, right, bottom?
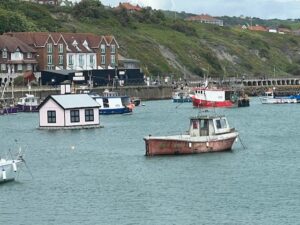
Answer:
200, 120, 208, 129
215, 118, 228, 129
103, 98, 109, 108
192, 120, 198, 129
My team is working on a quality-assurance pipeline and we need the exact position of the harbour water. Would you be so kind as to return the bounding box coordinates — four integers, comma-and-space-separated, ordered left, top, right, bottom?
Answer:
0, 98, 299, 225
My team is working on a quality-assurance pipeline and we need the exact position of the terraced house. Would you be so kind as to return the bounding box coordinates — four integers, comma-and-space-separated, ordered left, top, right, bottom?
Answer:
5, 32, 119, 71
0, 35, 38, 81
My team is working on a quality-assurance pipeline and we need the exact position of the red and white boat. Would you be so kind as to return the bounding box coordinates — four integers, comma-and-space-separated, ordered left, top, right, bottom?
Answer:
144, 114, 238, 156
191, 87, 238, 108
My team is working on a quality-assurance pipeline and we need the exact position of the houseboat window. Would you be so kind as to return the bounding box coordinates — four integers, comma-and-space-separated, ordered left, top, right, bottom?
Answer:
200, 120, 208, 129
70, 110, 80, 123
85, 109, 94, 122
47, 111, 56, 123
192, 120, 198, 129
215, 118, 228, 129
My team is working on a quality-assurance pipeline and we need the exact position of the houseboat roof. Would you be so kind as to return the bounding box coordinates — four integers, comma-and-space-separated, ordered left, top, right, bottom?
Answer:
39, 94, 100, 110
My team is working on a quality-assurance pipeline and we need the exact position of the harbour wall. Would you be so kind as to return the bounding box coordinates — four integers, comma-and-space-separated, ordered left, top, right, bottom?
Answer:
7, 84, 300, 101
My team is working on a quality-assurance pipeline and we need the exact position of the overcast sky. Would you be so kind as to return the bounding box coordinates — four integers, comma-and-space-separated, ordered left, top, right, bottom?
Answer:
72, 0, 300, 19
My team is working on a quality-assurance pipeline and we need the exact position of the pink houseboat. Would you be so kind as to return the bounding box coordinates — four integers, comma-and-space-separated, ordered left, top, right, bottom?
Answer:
144, 114, 238, 156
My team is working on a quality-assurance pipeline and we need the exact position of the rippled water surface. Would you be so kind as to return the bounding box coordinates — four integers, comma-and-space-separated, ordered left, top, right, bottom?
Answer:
0, 98, 299, 225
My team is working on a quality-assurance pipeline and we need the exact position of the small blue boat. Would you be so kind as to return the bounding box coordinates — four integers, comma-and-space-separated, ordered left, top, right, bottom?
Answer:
92, 89, 134, 115
172, 88, 192, 103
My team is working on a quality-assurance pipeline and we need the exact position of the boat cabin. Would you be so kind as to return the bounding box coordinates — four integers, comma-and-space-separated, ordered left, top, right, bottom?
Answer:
38, 94, 101, 129
189, 115, 232, 137
194, 89, 236, 101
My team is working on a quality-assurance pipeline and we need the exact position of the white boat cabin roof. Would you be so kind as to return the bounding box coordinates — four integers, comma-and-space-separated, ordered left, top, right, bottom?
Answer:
39, 94, 100, 110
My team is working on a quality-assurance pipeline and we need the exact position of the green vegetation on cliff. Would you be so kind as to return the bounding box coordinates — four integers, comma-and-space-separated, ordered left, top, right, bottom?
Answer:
2, 0, 300, 79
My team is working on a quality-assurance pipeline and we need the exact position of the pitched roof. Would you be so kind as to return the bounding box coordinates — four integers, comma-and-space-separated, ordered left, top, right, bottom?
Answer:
248, 25, 267, 32
6, 32, 118, 51
118, 2, 142, 11
40, 94, 100, 110
0, 35, 36, 53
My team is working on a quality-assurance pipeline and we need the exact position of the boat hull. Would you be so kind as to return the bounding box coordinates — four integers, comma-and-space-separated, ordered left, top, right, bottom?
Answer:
0, 107, 18, 115
173, 98, 192, 103
0, 160, 22, 183
144, 133, 238, 156
100, 107, 132, 115
17, 104, 39, 112
260, 97, 298, 104
192, 98, 236, 108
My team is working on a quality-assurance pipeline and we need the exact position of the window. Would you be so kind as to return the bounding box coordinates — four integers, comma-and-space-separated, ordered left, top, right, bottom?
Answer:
111, 55, 115, 65
1, 64, 6, 71
89, 55, 94, 66
68, 55, 74, 65
58, 44, 64, 53
2, 50, 7, 58
192, 120, 198, 129
47, 111, 56, 123
85, 109, 94, 122
101, 44, 106, 54
17, 64, 22, 71
27, 53, 32, 58
111, 44, 115, 53
47, 55, 53, 65
70, 110, 80, 123
215, 118, 227, 129
47, 43, 53, 53
101, 55, 105, 65
27, 64, 32, 70
59, 55, 63, 65
79, 54, 84, 67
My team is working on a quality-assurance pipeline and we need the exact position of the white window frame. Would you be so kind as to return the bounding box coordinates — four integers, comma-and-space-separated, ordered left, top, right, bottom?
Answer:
111, 55, 115, 65
89, 55, 94, 66
59, 55, 63, 65
2, 50, 7, 58
27, 52, 32, 58
17, 64, 22, 71
47, 55, 53, 65
1, 64, 6, 71
111, 44, 115, 54
47, 43, 53, 53
101, 44, 106, 54
101, 55, 105, 65
27, 64, 32, 70
68, 55, 74, 65
79, 54, 84, 67
58, 44, 64, 53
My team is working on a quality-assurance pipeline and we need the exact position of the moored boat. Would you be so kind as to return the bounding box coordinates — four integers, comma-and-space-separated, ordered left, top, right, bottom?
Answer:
144, 113, 238, 156
172, 88, 192, 103
191, 87, 239, 108
260, 89, 300, 104
0, 156, 23, 183
92, 89, 135, 114
17, 94, 40, 112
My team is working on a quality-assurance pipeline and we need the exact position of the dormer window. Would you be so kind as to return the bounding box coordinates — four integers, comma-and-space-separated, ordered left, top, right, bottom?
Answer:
72, 40, 78, 46
2, 49, 7, 58
47, 43, 53, 53
83, 40, 91, 51
111, 44, 116, 53
27, 53, 32, 58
